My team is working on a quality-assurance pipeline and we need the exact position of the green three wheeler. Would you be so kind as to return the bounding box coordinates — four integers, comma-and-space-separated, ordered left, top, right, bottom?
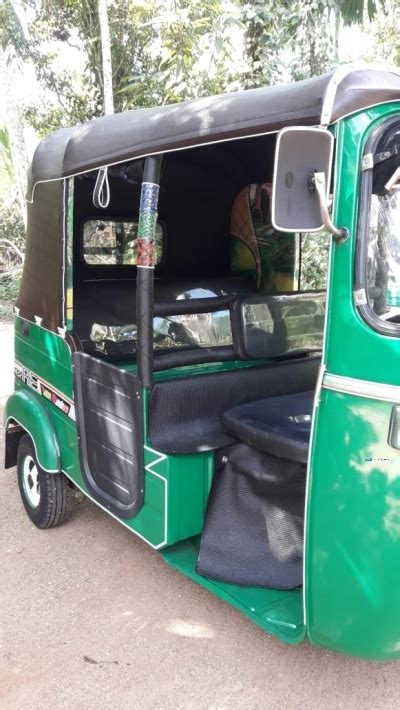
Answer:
4, 65, 400, 659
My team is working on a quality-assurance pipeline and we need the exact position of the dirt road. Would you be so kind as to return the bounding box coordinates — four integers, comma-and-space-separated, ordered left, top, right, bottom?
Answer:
1, 323, 399, 709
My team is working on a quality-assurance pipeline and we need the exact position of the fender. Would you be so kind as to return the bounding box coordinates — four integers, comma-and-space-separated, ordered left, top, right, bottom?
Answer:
4, 390, 61, 473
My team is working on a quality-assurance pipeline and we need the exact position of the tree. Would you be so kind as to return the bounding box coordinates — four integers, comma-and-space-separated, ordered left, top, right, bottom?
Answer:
97, 0, 114, 114
0, 1, 30, 220
362, 0, 400, 65
337, 0, 385, 24
290, 1, 338, 81
1, 0, 237, 135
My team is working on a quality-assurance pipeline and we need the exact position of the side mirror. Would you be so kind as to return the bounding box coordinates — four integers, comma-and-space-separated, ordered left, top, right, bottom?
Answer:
271, 127, 347, 241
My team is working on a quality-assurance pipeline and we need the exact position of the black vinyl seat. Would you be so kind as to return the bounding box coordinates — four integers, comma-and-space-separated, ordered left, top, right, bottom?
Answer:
222, 390, 314, 463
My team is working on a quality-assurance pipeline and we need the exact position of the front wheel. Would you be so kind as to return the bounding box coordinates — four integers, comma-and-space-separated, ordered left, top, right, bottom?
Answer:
17, 434, 75, 529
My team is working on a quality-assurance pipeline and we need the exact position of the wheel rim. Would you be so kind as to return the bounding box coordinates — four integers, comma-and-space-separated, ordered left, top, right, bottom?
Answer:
22, 455, 41, 508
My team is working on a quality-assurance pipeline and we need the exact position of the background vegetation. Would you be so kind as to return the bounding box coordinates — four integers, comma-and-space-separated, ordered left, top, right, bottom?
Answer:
0, 0, 399, 319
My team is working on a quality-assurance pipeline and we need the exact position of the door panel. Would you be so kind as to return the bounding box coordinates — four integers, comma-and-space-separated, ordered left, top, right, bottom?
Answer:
73, 353, 144, 519
304, 105, 400, 659
306, 387, 400, 658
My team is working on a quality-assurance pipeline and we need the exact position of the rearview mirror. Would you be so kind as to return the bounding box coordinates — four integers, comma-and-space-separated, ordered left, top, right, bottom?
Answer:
271, 127, 334, 233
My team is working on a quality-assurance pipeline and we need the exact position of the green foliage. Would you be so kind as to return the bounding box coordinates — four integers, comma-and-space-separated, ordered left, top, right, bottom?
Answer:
0, 126, 15, 191
290, 0, 338, 81
300, 232, 331, 291
362, 0, 400, 66
0, 0, 30, 58
238, 0, 298, 88
0, 272, 22, 321
0, 200, 26, 254
140, 0, 238, 104
0, 200, 25, 322
337, 0, 384, 24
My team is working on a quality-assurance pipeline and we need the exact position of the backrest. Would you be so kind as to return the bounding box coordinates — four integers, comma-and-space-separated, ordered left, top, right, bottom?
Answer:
72, 276, 256, 362
231, 292, 326, 360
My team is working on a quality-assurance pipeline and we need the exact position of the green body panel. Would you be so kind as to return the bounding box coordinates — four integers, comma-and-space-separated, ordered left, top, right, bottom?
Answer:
14, 318, 73, 397
307, 389, 400, 658
10, 320, 215, 548
4, 389, 61, 472
305, 102, 400, 659
162, 538, 305, 644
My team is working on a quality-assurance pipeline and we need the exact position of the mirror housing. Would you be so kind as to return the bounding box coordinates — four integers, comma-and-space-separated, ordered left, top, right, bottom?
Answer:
271, 126, 334, 233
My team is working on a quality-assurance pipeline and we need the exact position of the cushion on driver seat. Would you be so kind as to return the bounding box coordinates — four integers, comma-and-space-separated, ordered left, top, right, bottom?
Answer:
222, 390, 313, 463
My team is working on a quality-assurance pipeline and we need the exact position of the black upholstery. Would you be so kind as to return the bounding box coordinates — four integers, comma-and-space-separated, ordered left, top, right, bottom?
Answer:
230, 292, 325, 361
222, 390, 313, 463
149, 357, 319, 453
196, 443, 305, 588
73, 276, 255, 358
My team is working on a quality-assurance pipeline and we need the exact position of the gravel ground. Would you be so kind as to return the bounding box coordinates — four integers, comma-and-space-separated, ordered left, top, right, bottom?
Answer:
1, 322, 400, 709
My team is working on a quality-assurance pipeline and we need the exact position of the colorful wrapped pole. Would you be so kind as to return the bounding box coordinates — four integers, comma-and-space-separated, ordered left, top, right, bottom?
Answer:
136, 155, 163, 388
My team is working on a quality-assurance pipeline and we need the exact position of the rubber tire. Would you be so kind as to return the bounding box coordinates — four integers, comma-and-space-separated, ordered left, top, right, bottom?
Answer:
17, 434, 75, 529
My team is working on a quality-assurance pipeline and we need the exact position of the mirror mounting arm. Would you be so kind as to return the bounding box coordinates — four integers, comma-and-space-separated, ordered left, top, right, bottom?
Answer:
311, 171, 348, 243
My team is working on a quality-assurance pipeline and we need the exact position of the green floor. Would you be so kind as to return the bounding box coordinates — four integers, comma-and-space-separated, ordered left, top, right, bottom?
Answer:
161, 537, 305, 645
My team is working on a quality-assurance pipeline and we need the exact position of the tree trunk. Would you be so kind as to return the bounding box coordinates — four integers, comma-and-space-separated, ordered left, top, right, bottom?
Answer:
97, 0, 114, 115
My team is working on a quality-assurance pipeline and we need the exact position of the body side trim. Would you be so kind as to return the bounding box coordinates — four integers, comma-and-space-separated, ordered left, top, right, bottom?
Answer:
323, 372, 400, 403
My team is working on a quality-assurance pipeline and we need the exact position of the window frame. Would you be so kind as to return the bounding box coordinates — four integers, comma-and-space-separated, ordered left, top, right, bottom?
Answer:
355, 115, 400, 337
80, 216, 166, 268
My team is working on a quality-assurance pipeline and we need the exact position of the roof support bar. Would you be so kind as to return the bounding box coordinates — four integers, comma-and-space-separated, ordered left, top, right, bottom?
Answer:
136, 155, 163, 389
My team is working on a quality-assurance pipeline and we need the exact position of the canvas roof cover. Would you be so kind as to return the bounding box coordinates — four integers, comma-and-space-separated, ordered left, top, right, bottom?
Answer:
27, 66, 400, 200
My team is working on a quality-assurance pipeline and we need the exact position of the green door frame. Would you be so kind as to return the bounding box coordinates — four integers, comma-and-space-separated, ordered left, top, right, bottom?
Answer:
304, 102, 400, 659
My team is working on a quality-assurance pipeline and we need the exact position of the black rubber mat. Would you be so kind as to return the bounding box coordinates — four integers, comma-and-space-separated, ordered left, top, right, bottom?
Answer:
196, 444, 306, 588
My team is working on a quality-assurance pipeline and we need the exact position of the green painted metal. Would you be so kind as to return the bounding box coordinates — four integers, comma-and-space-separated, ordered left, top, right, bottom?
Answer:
305, 101, 400, 659
14, 318, 73, 397
10, 321, 214, 548
162, 537, 305, 644
4, 389, 61, 472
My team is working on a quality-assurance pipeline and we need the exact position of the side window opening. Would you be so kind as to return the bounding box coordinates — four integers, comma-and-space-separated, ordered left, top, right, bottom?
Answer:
83, 219, 163, 266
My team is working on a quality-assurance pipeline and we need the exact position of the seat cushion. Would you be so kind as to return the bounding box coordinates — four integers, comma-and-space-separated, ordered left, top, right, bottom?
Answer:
222, 390, 314, 463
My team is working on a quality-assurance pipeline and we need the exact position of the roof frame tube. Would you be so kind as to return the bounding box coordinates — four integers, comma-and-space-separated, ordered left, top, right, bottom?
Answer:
136, 155, 163, 389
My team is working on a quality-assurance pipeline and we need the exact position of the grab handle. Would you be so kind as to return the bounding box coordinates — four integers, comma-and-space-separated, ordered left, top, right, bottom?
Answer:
388, 405, 400, 449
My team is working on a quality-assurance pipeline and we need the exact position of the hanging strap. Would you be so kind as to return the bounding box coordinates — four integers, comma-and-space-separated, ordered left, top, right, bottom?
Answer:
93, 167, 110, 208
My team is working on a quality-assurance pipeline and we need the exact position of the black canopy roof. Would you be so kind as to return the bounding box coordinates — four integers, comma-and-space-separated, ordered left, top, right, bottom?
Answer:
27, 66, 400, 200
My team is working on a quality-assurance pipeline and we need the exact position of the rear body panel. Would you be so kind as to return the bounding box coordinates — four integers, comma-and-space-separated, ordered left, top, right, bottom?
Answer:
9, 319, 214, 549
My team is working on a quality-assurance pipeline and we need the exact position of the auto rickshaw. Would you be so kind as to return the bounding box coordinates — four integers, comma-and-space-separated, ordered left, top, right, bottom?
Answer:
4, 65, 400, 659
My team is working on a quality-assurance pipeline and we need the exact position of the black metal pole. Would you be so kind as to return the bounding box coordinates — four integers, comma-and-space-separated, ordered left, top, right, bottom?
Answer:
136, 155, 162, 389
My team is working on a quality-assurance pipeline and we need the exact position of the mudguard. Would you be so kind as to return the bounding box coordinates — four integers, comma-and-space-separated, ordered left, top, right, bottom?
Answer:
4, 390, 61, 473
